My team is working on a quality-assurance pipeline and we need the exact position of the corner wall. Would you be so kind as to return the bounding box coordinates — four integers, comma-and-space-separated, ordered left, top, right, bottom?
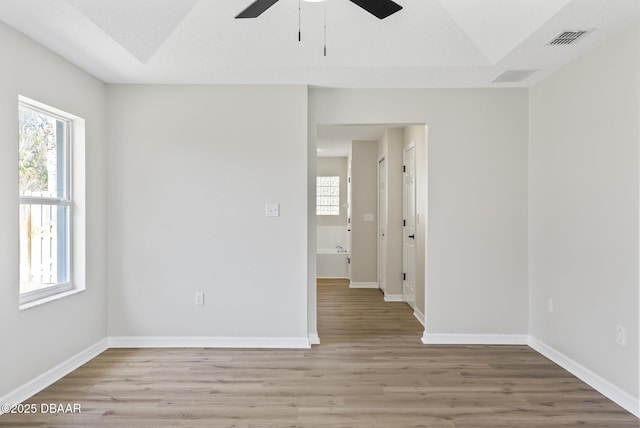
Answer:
529, 22, 640, 403
0, 21, 107, 399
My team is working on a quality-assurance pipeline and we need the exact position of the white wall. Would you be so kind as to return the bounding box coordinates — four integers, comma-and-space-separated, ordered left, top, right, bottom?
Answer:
107, 85, 309, 340
0, 21, 107, 397
307, 93, 318, 341
317, 227, 347, 251
378, 128, 404, 297
350, 141, 379, 284
530, 23, 640, 400
309, 88, 529, 336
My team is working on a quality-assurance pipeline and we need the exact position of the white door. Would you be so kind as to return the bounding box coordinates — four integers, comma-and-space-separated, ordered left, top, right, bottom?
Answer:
378, 157, 387, 292
403, 145, 416, 309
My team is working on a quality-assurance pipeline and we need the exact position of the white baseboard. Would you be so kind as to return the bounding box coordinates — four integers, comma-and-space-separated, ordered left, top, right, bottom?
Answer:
413, 307, 425, 327
350, 282, 378, 289
108, 336, 311, 349
422, 332, 529, 345
528, 336, 639, 417
384, 294, 403, 302
0, 338, 108, 415
309, 333, 320, 345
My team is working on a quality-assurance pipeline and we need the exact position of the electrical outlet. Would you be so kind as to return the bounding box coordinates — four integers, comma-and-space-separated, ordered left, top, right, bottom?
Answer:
195, 291, 204, 306
547, 298, 553, 313
265, 203, 279, 217
616, 325, 626, 346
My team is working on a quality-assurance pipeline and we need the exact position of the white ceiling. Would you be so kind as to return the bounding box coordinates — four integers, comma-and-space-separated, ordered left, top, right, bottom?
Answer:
2, 0, 638, 154
0, 0, 638, 88
317, 124, 391, 157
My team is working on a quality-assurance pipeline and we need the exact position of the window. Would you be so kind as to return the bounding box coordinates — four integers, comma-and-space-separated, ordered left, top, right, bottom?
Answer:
19, 100, 73, 305
316, 176, 340, 215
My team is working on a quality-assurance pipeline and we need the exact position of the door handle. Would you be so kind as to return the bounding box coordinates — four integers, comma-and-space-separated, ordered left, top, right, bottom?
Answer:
408, 234, 415, 239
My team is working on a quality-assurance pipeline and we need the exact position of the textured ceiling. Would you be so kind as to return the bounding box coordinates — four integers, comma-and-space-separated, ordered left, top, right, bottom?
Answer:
0, 0, 638, 87
68, 0, 199, 63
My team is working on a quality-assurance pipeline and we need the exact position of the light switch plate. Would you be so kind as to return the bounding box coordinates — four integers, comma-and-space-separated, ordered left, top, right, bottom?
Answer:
266, 203, 280, 217
195, 291, 204, 306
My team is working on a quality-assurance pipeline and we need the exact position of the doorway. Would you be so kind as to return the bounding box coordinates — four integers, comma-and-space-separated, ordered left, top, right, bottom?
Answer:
313, 124, 428, 342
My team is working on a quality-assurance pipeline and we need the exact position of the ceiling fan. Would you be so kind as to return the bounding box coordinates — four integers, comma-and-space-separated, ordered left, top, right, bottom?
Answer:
236, 0, 402, 20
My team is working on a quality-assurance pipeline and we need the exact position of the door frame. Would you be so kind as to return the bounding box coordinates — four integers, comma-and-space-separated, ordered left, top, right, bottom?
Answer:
402, 143, 416, 309
310, 123, 429, 343
377, 156, 387, 293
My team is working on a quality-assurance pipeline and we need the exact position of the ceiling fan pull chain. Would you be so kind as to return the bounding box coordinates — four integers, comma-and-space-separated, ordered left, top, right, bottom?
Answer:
323, 3, 327, 56
298, 0, 301, 41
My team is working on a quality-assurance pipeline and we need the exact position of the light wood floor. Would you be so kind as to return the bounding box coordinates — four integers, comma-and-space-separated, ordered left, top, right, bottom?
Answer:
1, 278, 638, 427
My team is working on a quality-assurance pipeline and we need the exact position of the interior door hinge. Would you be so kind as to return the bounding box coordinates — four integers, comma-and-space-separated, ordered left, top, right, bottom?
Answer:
402, 273, 406, 281
403, 219, 406, 227
403, 165, 406, 173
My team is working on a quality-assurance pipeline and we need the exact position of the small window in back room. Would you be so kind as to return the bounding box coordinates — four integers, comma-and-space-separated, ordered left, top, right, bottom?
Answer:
316, 176, 340, 215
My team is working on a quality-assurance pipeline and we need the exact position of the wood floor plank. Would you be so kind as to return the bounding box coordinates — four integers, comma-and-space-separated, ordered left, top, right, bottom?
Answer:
1, 278, 638, 427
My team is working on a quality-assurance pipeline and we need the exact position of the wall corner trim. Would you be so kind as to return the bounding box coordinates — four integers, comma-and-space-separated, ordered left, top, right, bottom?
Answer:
528, 336, 639, 417
0, 338, 109, 415
309, 333, 321, 345
384, 294, 403, 302
350, 282, 379, 289
107, 336, 311, 349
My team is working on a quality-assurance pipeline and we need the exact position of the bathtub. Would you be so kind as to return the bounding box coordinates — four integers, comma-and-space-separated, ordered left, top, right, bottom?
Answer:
317, 249, 350, 278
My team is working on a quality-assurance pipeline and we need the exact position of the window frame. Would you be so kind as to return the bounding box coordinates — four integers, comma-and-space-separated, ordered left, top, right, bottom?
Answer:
316, 175, 340, 216
18, 99, 74, 306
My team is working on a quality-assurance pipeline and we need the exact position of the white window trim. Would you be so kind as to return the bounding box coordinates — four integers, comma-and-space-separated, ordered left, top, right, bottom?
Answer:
316, 175, 340, 216
18, 96, 86, 310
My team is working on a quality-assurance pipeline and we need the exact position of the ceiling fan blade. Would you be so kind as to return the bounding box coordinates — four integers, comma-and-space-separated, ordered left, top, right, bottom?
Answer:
349, 0, 402, 19
236, 0, 280, 18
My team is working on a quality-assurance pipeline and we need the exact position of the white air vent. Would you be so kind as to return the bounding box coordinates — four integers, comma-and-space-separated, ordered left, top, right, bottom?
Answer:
493, 69, 538, 83
548, 30, 590, 45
